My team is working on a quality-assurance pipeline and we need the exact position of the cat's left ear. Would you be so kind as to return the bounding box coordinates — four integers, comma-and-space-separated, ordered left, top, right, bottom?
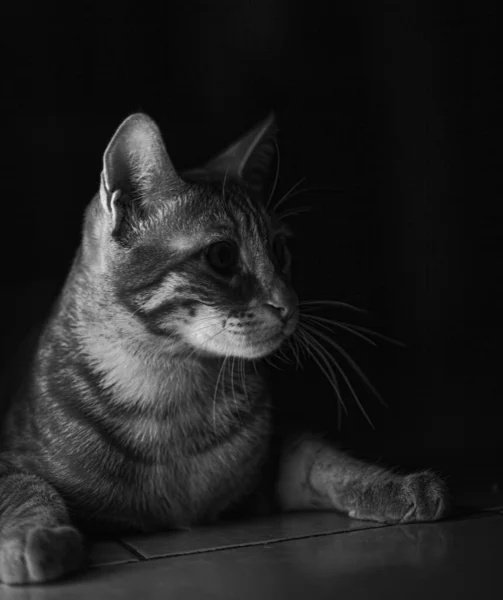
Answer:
99, 113, 182, 223
184, 113, 278, 194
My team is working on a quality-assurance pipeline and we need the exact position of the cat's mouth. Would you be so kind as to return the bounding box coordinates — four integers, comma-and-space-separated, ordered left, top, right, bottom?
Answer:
182, 305, 298, 359
244, 312, 299, 359
193, 324, 295, 360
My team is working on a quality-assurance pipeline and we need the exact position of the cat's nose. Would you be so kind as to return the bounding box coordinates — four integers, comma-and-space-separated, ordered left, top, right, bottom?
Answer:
265, 289, 298, 322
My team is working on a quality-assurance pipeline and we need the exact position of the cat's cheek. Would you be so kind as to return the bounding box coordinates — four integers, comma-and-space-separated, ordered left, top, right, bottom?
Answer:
184, 322, 223, 350
178, 306, 225, 353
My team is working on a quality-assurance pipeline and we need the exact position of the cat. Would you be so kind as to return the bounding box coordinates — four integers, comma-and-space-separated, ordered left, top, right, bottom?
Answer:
0, 113, 449, 585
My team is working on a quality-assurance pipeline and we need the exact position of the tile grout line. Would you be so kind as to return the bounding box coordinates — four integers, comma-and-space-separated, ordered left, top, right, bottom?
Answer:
117, 539, 149, 561
109, 507, 503, 564
116, 524, 389, 563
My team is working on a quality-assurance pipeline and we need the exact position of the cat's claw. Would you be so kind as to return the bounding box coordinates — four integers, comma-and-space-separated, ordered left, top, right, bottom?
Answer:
0, 525, 85, 585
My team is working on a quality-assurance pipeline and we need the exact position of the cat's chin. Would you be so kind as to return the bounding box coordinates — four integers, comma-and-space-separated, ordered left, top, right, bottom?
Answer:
191, 332, 286, 360
248, 333, 287, 358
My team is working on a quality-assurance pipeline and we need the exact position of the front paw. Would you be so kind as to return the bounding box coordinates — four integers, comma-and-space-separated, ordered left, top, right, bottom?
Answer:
0, 525, 85, 585
398, 471, 450, 523
348, 470, 450, 524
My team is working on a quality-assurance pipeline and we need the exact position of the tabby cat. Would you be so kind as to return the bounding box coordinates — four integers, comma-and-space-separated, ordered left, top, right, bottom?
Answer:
0, 113, 448, 585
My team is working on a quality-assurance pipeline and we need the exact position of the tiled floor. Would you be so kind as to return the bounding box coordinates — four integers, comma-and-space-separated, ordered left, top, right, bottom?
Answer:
2, 485, 503, 599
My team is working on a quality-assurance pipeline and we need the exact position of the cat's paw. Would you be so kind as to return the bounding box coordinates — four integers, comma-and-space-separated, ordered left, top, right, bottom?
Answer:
0, 525, 85, 585
397, 470, 450, 523
347, 470, 450, 524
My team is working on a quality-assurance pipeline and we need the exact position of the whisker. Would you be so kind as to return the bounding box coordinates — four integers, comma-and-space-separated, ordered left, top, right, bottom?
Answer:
263, 354, 282, 371
240, 357, 248, 404
222, 165, 230, 204
175, 323, 231, 373
191, 321, 223, 335
272, 177, 307, 213
301, 322, 386, 408
339, 323, 406, 348
299, 300, 367, 314
230, 355, 238, 415
288, 335, 303, 370
213, 355, 228, 432
299, 325, 375, 429
301, 314, 377, 347
265, 139, 281, 210
130, 304, 145, 318
295, 328, 347, 430
280, 185, 354, 203
231, 357, 244, 421
302, 314, 405, 348
294, 331, 310, 364
277, 206, 313, 220
275, 345, 293, 365
295, 327, 348, 418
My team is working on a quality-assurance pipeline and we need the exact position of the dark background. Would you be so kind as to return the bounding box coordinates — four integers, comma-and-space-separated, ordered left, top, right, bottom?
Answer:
1, 2, 502, 477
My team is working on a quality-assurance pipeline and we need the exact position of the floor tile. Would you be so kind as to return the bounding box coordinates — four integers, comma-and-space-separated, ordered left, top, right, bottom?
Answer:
120, 511, 384, 559
88, 540, 139, 567
2, 513, 502, 600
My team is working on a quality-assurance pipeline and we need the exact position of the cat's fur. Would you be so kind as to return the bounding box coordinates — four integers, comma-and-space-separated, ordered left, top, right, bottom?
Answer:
0, 113, 449, 585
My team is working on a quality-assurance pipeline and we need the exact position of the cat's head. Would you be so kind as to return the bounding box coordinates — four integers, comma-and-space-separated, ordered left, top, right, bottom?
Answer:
83, 113, 298, 360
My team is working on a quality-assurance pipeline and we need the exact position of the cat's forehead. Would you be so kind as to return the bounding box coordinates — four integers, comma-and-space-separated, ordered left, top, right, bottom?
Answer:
163, 183, 276, 251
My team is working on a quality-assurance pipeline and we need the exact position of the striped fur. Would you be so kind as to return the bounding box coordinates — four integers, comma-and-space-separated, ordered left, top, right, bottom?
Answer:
0, 113, 449, 584
0, 113, 295, 583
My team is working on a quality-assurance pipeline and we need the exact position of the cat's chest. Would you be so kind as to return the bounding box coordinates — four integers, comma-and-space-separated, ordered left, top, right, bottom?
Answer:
62, 405, 272, 532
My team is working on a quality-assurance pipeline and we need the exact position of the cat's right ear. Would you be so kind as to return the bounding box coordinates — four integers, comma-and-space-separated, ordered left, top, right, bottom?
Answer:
99, 113, 180, 227
182, 113, 278, 194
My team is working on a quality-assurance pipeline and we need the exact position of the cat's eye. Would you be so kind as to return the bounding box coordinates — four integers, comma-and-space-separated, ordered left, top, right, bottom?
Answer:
206, 241, 239, 276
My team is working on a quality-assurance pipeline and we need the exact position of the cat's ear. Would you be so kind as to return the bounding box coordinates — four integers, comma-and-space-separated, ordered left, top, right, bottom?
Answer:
183, 113, 278, 194
99, 113, 180, 222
